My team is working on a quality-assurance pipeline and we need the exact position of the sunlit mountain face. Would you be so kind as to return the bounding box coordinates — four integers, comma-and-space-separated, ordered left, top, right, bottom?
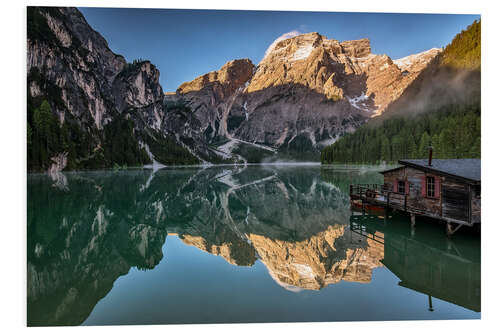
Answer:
27, 165, 479, 326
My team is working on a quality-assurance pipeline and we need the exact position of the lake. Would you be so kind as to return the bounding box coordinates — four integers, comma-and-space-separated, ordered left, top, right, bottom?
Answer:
27, 165, 480, 326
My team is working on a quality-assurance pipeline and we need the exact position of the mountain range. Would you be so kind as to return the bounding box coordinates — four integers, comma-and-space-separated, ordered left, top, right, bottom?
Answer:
27, 7, 477, 171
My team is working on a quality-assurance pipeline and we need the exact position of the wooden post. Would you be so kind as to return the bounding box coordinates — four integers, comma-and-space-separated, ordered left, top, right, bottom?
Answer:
410, 213, 416, 237
428, 295, 434, 312
439, 177, 443, 217
446, 237, 453, 251
446, 222, 453, 237
468, 184, 472, 224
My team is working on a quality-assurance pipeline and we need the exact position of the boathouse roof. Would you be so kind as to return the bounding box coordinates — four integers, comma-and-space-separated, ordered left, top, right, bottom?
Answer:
381, 159, 481, 184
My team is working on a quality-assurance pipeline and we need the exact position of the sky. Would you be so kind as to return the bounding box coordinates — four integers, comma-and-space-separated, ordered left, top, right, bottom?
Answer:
78, 7, 479, 92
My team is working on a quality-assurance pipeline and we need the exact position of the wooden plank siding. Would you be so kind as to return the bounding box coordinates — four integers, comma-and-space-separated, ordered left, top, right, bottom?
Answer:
382, 166, 442, 217
442, 183, 470, 221
471, 185, 481, 224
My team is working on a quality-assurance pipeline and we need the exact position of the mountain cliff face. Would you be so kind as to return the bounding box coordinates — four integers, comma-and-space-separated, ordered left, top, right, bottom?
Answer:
112, 61, 164, 126
27, 7, 126, 130
162, 59, 256, 163
168, 32, 440, 161
27, 7, 197, 171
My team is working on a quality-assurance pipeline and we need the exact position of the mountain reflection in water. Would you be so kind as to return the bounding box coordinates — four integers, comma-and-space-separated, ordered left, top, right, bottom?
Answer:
27, 165, 480, 326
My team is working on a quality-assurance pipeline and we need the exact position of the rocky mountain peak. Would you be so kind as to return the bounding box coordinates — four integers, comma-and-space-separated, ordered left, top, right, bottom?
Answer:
264, 32, 324, 61
260, 33, 371, 65
393, 47, 442, 72
177, 58, 254, 95
248, 34, 377, 96
340, 38, 371, 58
112, 60, 164, 113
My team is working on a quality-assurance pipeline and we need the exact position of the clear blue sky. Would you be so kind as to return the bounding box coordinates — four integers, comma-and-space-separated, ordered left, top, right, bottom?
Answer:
78, 7, 479, 92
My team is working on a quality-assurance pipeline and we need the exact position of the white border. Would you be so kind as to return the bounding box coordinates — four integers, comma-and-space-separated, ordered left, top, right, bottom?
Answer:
2, 0, 499, 332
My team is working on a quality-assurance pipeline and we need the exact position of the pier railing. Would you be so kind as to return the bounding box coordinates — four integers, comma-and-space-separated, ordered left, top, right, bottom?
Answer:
349, 184, 409, 211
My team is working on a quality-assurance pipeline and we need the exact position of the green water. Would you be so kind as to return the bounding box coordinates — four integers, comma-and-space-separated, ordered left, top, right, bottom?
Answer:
27, 165, 480, 326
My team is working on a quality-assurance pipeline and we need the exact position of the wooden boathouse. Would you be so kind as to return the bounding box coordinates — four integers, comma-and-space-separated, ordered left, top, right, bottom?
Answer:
350, 153, 481, 236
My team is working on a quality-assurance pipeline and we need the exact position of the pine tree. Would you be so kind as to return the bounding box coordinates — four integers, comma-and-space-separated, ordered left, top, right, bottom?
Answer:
381, 135, 391, 162
418, 132, 431, 158
27, 122, 32, 146
408, 138, 418, 159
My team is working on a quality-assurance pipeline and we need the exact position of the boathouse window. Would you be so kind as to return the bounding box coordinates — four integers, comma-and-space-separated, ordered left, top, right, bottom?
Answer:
398, 181, 405, 194
426, 176, 435, 197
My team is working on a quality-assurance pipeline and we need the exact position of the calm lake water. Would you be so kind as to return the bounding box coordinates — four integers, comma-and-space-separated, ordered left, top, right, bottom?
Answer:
27, 165, 480, 326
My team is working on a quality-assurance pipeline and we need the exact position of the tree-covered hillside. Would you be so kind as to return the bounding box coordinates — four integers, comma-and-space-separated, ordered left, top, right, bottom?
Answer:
321, 104, 480, 164
321, 20, 481, 165
441, 20, 480, 69
27, 95, 197, 171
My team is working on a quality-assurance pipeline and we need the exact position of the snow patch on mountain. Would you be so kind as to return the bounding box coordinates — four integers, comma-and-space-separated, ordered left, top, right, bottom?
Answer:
293, 263, 315, 279
292, 44, 314, 61
393, 48, 442, 71
237, 139, 277, 153
243, 101, 249, 120
217, 139, 239, 158
141, 142, 166, 171
262, 30, 301, 61
347, 93, 373, 113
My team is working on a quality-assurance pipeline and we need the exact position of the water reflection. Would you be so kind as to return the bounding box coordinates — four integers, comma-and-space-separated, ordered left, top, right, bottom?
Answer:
27, 165, 479, 326
350, 213, 481, 312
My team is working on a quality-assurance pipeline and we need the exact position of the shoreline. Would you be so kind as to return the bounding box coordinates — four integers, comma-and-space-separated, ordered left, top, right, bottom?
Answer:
26, 162, 401, 176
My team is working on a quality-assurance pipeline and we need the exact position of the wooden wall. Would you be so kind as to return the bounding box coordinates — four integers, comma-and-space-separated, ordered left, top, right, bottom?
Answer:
471, 186, 481, 224
383, 167, 441, 216
442, 181, 469, 222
